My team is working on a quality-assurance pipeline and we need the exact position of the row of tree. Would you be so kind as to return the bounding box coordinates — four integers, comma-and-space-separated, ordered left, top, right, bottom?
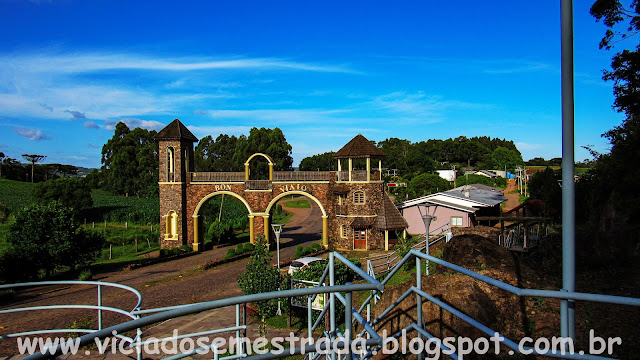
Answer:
0, 152, 79, 183
298, 136, 523, 181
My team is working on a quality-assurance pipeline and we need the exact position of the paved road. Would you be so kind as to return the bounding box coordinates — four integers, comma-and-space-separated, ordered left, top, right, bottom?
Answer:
0, 197, 323, 358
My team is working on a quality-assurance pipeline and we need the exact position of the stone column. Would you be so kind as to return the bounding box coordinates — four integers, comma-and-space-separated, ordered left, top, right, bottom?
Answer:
249, 215, 255, 244
269, 163, 274, 181
244, 163, 250, 181
322, 215, 328, 248
348, 158, 352, 182
192, 215, 200, 252
385, 230, 389, 251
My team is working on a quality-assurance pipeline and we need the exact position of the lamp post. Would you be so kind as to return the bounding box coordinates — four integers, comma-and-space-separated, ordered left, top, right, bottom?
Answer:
418, 205, 433, 275
271, 223, 284, 315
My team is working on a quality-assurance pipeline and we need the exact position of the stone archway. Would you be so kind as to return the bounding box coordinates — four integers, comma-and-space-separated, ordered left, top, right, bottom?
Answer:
191, 191, 253, 251
265, 190, 328, 247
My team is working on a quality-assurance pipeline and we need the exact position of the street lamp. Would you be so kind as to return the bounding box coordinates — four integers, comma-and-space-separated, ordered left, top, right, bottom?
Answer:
271, 223, 284, 315
418, 205, 433, 275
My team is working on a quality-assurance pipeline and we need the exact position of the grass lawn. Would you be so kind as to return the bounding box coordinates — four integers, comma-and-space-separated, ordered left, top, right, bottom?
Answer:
273, 211, 294, 224
0, 221, 12, 252
283, 200, 310, 208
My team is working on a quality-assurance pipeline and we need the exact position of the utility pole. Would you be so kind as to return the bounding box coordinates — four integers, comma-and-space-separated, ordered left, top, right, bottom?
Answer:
451, 165, 457, 187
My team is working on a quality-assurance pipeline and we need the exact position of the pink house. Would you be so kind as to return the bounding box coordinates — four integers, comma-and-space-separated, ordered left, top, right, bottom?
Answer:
396, 184, 506, 235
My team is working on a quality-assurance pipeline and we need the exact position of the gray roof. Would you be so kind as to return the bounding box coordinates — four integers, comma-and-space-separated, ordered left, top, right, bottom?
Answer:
450, 184, 502, 193
443, 185, 506, 206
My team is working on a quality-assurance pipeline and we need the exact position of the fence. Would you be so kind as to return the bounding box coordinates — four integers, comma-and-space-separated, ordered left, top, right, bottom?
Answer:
3, 249, 640, 360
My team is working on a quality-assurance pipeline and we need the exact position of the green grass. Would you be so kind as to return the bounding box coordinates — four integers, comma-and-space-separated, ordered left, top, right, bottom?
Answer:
283, 200, 310, 208
0, 179, 34, 214
87, 189, 159, 224
273, 211, 293, 224
95, 243, 160, 265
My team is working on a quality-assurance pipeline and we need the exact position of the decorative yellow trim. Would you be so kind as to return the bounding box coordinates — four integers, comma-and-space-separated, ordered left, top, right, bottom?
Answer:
189, 182, 244, 185
272, 181, 330, 184
336, 215, 378, 218
159, 182, 184, 185
193, 191, 252, 216
264, 190, 328, 217
335, 181, 384, 184
244, 189, 273, 193
244, 153, 275, 166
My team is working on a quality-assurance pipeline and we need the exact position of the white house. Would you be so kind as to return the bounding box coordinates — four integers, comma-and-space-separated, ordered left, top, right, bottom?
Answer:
435, 169, 456, 182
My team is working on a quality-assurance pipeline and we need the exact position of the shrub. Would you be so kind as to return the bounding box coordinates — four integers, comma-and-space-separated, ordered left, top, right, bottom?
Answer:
78, 269, 92, 281
294, 245, 304, 258
237, 236, 283, 318
225, 248, 237, 259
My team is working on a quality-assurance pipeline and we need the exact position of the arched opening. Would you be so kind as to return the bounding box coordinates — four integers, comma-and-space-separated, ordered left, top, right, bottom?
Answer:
193, 191, 252, 250
265, 191, 328, 250
167, 147, 175, 182
244, 153, 275, 181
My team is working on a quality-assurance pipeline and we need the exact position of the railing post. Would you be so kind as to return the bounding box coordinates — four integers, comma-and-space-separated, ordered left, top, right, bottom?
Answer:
236, 304, 242, 356
416, 256, 423, 360
329, 253, 336, 360
308, 295, 314, 359
97, 283, 102, 331
345, 286, 352, 358
136, 324, 142, 360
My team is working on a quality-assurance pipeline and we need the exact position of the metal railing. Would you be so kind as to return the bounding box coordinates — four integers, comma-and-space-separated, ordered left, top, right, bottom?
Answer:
4, 249, 640, 360
366, 222, 451, 279
273, 171, 332, 181
0, 281, 143, 358
189, 172, 245, 182
336, 170, 381, 182
244, 180, 272, 191
11, 253, 384, 360
358, 249, 640, 360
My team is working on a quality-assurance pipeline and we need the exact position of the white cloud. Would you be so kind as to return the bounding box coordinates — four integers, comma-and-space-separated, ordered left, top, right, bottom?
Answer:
0, 53, 356, 74
13, 126, 51, 141
120, 118, 165, 131
188, 125, 253, 137
516, 142, 543, 151
83, 121, 100, 129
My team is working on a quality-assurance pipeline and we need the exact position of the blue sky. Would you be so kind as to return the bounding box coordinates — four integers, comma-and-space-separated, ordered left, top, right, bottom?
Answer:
0, 1, 632, 168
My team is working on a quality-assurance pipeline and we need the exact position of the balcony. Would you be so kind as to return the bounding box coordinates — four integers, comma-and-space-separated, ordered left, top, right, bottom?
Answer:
190, 172, 245, 182
273, 171, 332, 181
336, 170, 382, 182
336, 204, 347, 216
245, 180, 272, 191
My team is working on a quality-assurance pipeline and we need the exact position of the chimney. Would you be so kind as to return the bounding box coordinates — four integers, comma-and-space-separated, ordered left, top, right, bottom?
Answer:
464, 190, 470, 197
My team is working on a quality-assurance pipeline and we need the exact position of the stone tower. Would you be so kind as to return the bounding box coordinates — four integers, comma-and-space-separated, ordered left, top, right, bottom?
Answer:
155, 119, 198, 249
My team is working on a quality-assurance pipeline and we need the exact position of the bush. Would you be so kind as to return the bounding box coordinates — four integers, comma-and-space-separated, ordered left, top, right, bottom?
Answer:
2, 202, 105, 280
78, 269, 92, 281
294, 245, 304, 258
225, 248, 237, 259
237, 236, 283, 318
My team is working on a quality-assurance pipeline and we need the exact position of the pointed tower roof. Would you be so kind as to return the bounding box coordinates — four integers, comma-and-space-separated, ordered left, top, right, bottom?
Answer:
375, 195, 409, 231
334, 134, 386, 159
154, 119, 198, 142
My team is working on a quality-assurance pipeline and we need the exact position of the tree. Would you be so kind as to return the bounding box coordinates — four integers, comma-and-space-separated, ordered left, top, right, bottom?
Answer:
299, 151, 337, 171
101, 122, 158, 197
491, 147, 523, 172
4, 202, 104, 279
528, 167, 562, 213
237, 235, 283, 318
22, 154, 46, 183
232, 127, 293, 178
194, 134, 239, 172
407, 173, 451, 198
33, 178, 93, 211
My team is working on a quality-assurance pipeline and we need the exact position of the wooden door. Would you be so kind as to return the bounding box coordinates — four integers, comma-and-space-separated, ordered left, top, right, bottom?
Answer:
354, 229, 367, 250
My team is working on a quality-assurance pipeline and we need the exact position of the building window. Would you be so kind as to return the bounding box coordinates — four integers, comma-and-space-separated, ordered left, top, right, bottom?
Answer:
353, 191, 365, 205
338, 194, 347, 205
354, 230, 366, 240
167, 147, 175, 182
341, 225, 348, 238
451, 216, 463, 227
